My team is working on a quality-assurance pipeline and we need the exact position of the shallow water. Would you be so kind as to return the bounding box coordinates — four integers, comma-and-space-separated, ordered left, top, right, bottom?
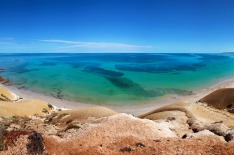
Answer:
1, 53, 234, 105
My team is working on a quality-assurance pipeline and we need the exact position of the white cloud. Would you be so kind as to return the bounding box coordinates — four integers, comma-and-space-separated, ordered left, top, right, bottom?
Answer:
40, 39, 152, 52
0, 38, 15, 44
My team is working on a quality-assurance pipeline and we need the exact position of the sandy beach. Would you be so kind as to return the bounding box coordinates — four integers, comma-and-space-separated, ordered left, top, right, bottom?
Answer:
2, 76, 234, 115
1, 76, 234, 154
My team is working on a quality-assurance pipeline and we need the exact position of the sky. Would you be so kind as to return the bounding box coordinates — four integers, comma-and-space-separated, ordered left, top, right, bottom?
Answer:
0, 0, 234, 53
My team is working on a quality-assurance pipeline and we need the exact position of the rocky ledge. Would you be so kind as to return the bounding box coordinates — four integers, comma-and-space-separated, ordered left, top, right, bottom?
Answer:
0, 87, 234, 154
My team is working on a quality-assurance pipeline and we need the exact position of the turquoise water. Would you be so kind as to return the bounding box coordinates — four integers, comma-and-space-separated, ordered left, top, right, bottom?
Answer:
1, 53, 234, 105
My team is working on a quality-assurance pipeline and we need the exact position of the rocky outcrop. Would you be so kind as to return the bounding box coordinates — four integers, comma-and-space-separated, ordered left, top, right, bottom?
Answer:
0, 77, 12, 86
0, 88, 234, 154
43, 135, 234, 155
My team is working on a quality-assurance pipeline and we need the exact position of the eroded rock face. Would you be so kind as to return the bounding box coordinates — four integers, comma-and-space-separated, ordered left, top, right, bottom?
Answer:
0, 112, 234, 155
43, 135, 234, 155
26, 132, 47, 155
0, 86, 234, 154
0, 124, 7, 151
0, 132, 48, 155
42, 114, 234, 155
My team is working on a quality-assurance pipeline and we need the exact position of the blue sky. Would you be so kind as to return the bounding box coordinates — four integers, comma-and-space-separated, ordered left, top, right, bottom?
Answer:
0, 0, 233, 53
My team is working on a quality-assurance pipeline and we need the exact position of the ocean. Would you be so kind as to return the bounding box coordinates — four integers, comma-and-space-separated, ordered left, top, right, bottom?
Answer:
1, 53, 234, 105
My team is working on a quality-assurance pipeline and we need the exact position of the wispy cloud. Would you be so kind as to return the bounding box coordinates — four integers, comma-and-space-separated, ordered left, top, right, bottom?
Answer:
0, 38, 15, 44
40, 39, 152, 52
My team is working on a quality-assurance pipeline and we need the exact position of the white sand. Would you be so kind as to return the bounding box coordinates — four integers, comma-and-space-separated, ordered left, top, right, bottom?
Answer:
1, 77, 234, 115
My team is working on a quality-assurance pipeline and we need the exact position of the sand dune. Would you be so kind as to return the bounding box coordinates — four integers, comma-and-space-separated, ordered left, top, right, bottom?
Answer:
48, 107, 119, 125
0, 86, 18, 101
0, 86, 52, 117
0, 99, 52, 117
138, 102, 234, 128
199, 88, 234, 113
140, 110, 186, 120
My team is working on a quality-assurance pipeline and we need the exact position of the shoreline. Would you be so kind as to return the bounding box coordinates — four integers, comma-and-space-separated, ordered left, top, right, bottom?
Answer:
1, 77, 234, 115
